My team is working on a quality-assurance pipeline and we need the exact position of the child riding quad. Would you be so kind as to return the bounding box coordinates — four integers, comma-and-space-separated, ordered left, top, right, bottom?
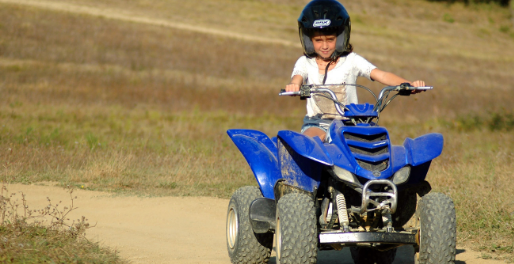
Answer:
226, 1, 456, 264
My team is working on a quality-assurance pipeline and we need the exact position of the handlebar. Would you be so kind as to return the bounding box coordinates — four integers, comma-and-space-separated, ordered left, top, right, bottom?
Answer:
279, 83, 433, 121
280, 83, 433, 98
378, 83, 432, 97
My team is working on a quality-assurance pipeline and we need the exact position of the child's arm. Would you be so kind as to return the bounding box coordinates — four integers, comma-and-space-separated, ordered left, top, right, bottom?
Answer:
285, 75, 304, 92
370, 69, 425, 87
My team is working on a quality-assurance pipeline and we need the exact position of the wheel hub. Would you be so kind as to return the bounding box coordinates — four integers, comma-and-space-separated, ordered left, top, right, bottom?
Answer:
227, 208, 238, 249
276, 217, 282, 261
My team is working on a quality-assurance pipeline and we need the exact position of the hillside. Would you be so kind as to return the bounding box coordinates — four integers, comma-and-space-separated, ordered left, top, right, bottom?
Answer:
2, 0, 513, 118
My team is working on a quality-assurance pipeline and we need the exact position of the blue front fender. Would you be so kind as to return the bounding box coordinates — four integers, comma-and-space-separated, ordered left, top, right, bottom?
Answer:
276, 130, 332, 194
227, 129, 281, 199
277, 130, 333, 166
404, 133, 444, 166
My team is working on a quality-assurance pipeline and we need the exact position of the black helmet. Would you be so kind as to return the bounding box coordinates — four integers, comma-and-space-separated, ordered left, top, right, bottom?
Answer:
298, 0, 351, 59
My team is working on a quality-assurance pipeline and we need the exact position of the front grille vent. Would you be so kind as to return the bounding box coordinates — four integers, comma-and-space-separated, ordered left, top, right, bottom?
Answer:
356, 159, 389, 172
348, 145, 388, 156
344, 133, 387, 142
344, 132, 389, 173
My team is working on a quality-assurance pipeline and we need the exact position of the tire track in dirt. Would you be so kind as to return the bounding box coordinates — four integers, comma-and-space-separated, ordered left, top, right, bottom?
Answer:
6, 184, 508, 264
0, 0, 297, 47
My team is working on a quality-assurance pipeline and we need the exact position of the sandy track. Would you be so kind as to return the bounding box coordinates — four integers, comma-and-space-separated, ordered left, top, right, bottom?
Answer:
0, 0, 297, 47
6, 183, 506, 264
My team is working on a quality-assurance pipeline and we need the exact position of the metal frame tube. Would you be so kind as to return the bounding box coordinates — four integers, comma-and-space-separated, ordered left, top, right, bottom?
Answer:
360, 180, 398, 214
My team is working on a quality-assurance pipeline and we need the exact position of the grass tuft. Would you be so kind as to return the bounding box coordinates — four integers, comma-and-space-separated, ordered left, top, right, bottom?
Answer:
443, 13, 456, 23
0, 185, 124, 263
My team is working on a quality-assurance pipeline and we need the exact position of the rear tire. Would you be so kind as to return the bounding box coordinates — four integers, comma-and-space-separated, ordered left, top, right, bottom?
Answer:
275, 193, 318, 264
415, 192, 456, 264
226, 186, 273, 264
350, 247, 397, 264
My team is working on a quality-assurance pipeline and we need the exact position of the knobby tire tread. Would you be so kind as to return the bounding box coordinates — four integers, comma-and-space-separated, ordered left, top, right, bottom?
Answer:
277, 193, 318, 264
418, 192, 456, 264
227, 186, 272, 264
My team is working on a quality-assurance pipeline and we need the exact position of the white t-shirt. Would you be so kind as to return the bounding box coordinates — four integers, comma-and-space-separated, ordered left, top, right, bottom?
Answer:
291, 53, 376, 117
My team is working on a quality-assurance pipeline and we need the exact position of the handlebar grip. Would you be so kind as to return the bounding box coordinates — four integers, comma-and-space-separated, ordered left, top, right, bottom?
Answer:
413, 86, 433, 90
279, 91, 301, 96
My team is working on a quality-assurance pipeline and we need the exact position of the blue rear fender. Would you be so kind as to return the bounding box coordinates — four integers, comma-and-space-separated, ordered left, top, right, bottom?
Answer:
227, 129, 281, 199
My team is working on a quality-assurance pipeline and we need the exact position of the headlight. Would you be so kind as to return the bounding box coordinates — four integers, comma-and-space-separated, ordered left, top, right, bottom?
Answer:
392, 166, 411, 185
333, 166, 357, 184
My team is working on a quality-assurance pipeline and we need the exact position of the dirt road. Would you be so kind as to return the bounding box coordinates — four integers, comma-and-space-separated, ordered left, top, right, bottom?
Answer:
5, 183, 505, 264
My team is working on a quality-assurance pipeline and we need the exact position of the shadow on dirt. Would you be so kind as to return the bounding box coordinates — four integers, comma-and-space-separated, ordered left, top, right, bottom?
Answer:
455, 248, 467, 264
269, 246, 470, 264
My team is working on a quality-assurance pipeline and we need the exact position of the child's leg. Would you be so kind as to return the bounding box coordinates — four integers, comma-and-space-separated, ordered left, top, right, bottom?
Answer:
303, 127, 327, 141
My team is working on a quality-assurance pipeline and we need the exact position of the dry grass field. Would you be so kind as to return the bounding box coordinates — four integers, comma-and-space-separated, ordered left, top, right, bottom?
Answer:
1, 0, 513, 261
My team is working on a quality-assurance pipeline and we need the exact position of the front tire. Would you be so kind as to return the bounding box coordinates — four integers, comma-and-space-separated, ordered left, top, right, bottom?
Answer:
275, 193, 318, 264
415, 192, 456, 264
350, 247, 397, 264
226, 186, 273, 264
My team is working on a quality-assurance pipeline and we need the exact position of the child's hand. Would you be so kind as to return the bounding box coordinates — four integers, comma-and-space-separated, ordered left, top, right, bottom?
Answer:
286, 75, 303, 92
411, 80, 425, 87
411, 80, 426, 94
285, 83, 301, 92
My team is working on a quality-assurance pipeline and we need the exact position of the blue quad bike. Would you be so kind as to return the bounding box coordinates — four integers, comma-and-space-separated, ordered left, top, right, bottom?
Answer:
226, 83, 456, 264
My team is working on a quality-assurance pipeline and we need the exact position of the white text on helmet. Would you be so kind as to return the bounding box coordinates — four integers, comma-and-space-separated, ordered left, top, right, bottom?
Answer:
313, 19, 331, 27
